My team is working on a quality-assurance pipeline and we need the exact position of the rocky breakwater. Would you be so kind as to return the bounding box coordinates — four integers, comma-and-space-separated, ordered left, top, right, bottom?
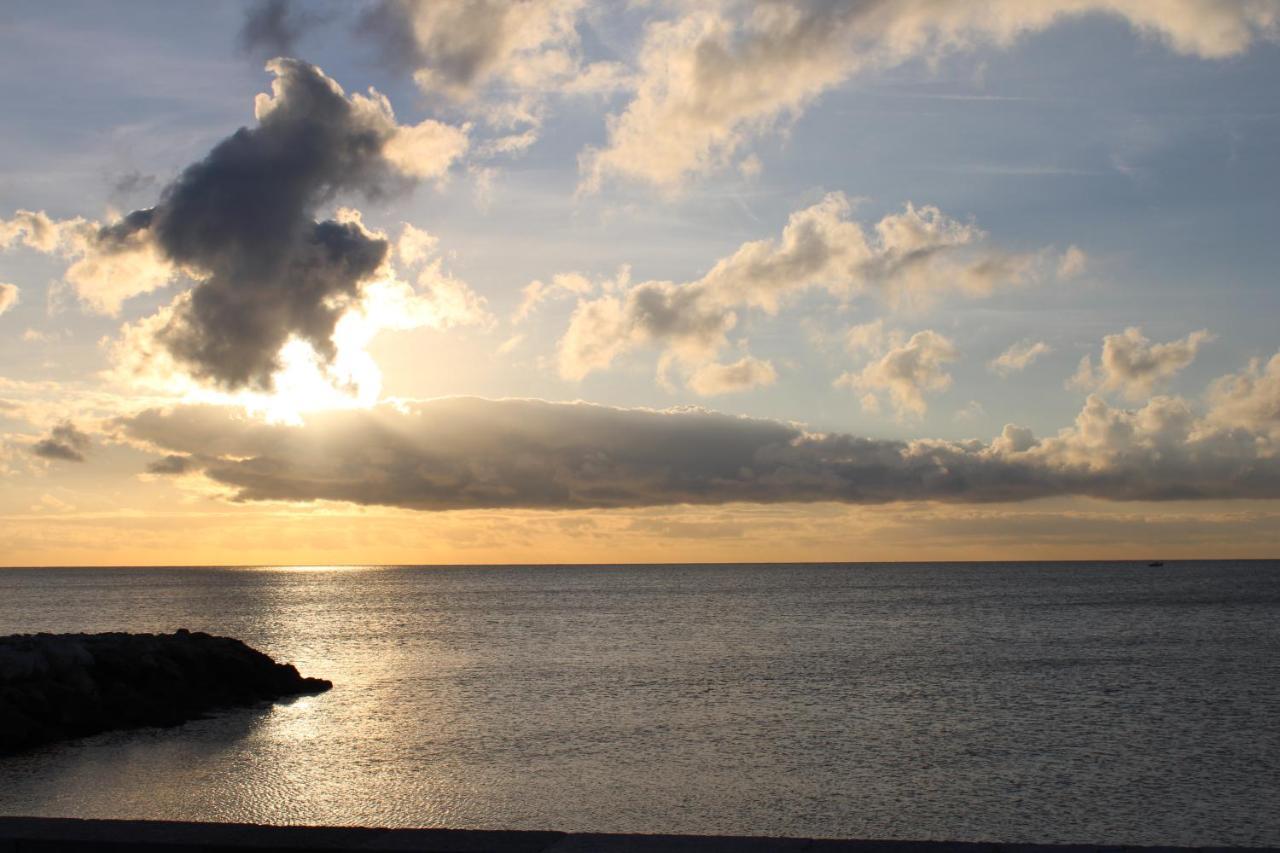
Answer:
0, 630, 332, 754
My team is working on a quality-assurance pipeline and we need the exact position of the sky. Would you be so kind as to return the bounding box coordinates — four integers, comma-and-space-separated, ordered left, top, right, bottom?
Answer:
1, 0, 1278, 566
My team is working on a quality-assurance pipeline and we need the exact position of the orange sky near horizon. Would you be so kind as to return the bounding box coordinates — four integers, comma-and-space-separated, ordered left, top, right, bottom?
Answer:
3, 496, 1277, 568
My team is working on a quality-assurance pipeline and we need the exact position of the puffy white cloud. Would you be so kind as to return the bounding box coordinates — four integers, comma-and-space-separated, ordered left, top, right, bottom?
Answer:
0, 283, 18, 317
992, 423, 1037, 455
1203, 352, 1280, 442
0, 210, 177, 315
836, 329, 958, 419
582, 0, 1278, 190
357, 268, 491, 335
1032, 394, 1197, 472
845, 319, 889, 354
381, 117, 471, 180
1071, 326, 1214, 400
0, 209, 66, 253
515, 271, 594, 323
558, 292, 634, 382
63, 226, 179, 315
397, 223, 438, 267
687, 356, 778, 396
376, 223, 493, 333
1057, 245, 1088, 279
990, 339, 1051, 376
359, 0, 626, 150
558, 193, 1043, 387
116, 368, 1280, 510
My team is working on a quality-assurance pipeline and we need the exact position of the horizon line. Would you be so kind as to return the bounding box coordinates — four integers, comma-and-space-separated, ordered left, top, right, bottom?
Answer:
1, 557, 1275, 570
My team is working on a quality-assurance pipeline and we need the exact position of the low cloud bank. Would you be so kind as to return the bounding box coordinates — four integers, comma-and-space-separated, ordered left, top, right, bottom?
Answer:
119, 357, 1280, 510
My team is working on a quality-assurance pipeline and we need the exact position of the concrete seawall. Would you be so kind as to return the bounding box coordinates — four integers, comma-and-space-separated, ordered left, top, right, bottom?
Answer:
0, 818, 1275, 853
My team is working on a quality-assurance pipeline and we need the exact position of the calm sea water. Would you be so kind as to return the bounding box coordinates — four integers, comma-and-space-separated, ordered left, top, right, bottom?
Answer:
0, 562, 1277, 845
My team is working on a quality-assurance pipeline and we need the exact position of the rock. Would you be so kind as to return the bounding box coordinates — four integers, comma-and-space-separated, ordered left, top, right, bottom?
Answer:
0, 631, 332, 754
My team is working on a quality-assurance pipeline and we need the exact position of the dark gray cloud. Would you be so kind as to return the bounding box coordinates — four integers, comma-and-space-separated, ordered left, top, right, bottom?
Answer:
108, 170, 158, 201
95, 58, 465, 390
357, 0, 429, 77
145, 454, 198, 475
145, 60, 389, 388
32, 421, 91, 463
239, 0, 321, 57
357, 0, 583, 97
119, 390, 1280, 510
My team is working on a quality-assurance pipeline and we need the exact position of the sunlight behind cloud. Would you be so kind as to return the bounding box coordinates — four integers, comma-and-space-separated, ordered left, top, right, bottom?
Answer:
165, 335, 378, 426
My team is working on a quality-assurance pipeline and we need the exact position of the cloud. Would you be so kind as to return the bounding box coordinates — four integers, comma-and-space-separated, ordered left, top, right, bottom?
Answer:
558, 193, 1043, 388
496, 333, 525, 356
515, 271, 593, 323
844, 319, 888, 355
107, 216, 489, 420
358, 0, 625, 147
396, 223, 437, 267
117, 367, 1280, 510
1204, 352, 1280, 442
109, 170, 159, 200
1057, 245, 1088, 279
239, 0, 322, 57
32, 421, 91, 463
370, 223, 492, 333
0, 210, 176, 315
0, 209, 65, 253
955, 400, 986, 422
1017, 390, 1280, 500
6, 60, 469, 392
836, 329, 958, 419
0, 283, 18, 317
362, 264, 492, 333
360, 0, 581, 97
687, 356, 778, 396
990, 339, 1051, 376
145, 454, 197, 475
581, 1, 1279, 190
1071, 326, 1213, 400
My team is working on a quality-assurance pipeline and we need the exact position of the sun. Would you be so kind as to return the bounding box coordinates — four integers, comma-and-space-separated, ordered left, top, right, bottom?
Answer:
163, 268, 459, 424
172, 310, 384, 425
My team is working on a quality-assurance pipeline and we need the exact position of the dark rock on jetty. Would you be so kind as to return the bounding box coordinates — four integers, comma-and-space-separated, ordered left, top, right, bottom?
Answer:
0, 629, 332, 754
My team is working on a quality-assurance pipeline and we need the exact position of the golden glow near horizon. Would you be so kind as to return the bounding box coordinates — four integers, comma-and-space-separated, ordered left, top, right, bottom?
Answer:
2, 2, 1280, 565
2, 496, 1277, 568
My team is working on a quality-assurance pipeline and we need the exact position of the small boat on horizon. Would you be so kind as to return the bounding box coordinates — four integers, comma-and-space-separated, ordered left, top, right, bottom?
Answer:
1148, 561, 1165, 567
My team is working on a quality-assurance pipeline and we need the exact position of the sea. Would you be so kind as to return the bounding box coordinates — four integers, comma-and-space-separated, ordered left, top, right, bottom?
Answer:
0, 561, 1277, 846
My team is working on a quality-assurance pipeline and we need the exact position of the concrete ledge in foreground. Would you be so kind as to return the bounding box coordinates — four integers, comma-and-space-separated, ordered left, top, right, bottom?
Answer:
0, 817, 1275, 853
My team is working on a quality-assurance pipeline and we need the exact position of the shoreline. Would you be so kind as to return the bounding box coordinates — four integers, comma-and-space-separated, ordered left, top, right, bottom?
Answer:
0, 817, 1276, 853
